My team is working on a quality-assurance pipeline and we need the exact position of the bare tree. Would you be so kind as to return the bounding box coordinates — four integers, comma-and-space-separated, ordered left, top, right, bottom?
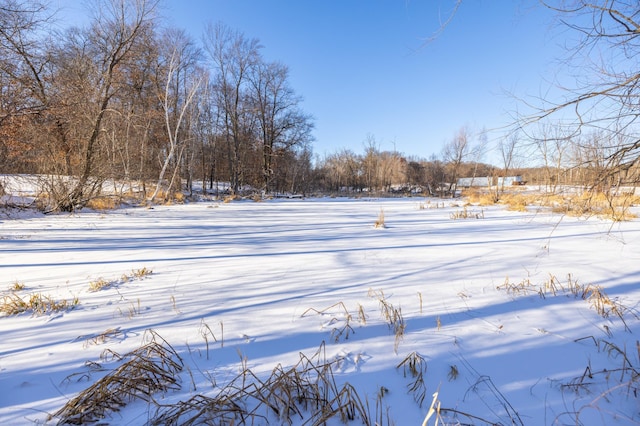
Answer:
527, 123, 570, 193
248, 60, 313, 193
0, 0, 52, 120
442, 126, 473, 196
203, 22, 262, 195
59, 0, 158, 210
150, 28, 203, 202
28, 0, 158, 210
362, 135, 380, 192
0, 0, 54, 174
530, 1, 640, 190
497, 132, 521, 194
422, 154, 444, 196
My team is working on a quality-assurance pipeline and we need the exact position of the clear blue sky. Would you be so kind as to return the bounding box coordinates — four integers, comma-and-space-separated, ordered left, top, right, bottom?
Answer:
59, 1, 568, 163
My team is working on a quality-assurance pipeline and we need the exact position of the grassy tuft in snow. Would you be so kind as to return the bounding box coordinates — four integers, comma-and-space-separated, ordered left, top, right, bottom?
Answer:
0, 292, 79, 316
449, 205, 484, 219
374, 208, 386, 228
52, 330, 183, 424
88, 267, 153, 292
498, 273, 637, 330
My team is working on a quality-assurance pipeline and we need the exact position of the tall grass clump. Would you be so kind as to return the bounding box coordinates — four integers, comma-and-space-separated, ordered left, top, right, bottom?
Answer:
150, 342, 373, 426
52, 330, 183, 424
89, 267, 153, 292
374, 208, 386, 228
397, 351, 428, 407
547, 191, 638, 221
498, 273, 636, 330
450, 206, 484, 220
368, 289, 406, 353
85, 196, 119, 211
0, 293, 79, 316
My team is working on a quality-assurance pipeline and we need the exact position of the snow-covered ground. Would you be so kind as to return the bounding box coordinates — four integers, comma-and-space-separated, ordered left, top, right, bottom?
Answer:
1, 197, 638, 425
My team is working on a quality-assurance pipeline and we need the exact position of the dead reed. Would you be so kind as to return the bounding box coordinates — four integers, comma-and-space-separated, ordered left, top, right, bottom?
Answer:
374, 208, 386, 228
89, 267, 153, 292
150, 342, 373, 425
0, 292, 79, 316
497, 273, 635, 330
368, 289, 406, 353
53, 330, 183, 424
302, 301, 360, 342
450, 206, 485, 220
396, 351, 428, 407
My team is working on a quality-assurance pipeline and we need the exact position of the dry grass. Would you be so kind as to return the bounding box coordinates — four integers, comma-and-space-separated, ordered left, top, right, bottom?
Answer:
150, 342, 374, 426
131, 267, 153, 279
52, 330, 183, 425
85, 196, 119, 211
302, 301, 359, 342
368, 289, 406, 353
89, 267, 152, 292
418, 200, 445, 210
8, 281, 25, 291
88, 277, 111, 292
450, 206, 484, 220
223, 194, 242, 203
0, 292, 79, 316
80, 327, 124, 348
498, 273, 636, 331
561, 337, 640, 424
374, 208, 386, 228
146, 186, 186, 205
447, 364, 459, 381
546, 191, 638, 221
462, 188, 498, 206
396, 351, 428, 407
500, 193, 530, 212
461, 189, 639, 220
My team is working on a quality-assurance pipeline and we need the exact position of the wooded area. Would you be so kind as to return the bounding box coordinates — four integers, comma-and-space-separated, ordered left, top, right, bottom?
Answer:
1, 0, 640, 211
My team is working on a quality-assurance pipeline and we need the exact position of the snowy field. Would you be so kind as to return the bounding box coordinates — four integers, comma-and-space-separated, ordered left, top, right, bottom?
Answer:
0, 197, 639, 425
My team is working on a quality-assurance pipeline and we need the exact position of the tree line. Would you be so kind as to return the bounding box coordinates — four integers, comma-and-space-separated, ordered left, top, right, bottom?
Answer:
0, 0, 314, 210
1, 0, 639, 211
